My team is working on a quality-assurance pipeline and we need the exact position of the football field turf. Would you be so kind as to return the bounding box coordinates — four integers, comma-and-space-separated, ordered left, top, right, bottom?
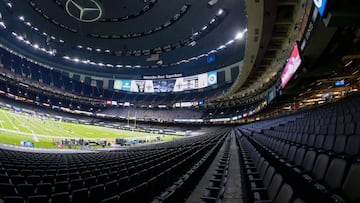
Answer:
0, 108, 182, 149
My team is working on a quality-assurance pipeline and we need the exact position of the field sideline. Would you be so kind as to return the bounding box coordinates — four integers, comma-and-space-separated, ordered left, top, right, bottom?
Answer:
0, 108, 182, 149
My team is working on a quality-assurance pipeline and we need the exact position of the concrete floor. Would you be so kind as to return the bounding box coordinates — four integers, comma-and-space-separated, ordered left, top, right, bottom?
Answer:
185, 131, 244, 203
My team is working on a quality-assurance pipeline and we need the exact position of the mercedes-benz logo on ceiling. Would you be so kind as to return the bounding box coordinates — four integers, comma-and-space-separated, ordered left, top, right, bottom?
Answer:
65, 0, 104, 23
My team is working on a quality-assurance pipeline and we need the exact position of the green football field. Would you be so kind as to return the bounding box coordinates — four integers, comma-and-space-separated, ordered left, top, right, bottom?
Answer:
0, 108, 182, 149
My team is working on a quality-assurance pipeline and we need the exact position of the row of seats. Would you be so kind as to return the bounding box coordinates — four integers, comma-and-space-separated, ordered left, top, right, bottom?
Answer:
235, 130, 305, 203
245, 128, 360, 203
152, 135, 225, 203
237, 94, 360, 203
200, 134, 231, 202
0, 128, 229, 202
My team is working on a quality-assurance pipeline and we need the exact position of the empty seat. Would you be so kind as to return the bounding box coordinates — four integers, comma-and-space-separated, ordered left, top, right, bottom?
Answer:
0, 174, 10, 183
68, 172, 80, 181
335, 123, 345, 135
17, 183, 35, 197
0, 183, 17, 197
72, 188, 89, 203
89, 184, 105, 203
84, 176, 96, 188
302, 153, 329, 182
253, 173, 283, 201
19, 169, 32, 178
274, 183, 294, 203
10, 175, 25, 186
2, 196, 25, 203
55, 174, 68, 182
289, 147, 306, 168
70, 179, 84, 191
331, 163, 360, 203
306, 134, 316, 147
104, 180, 118, 198
42, 175, 54, 184
344, 136, 360, 156
27, 175, 41, 185
6, 169, 19, 176
266, 173, 284, 201
344, 123, 356, 136
51, 192, 70, 203
323, 135, 335, 151
54, 181, 69, 193
36, 183, 53, 196
314, 135, 325, 148
99, 195, 119, 203
286, 146, 298, 164
33, 170, 45, 176
28, 195, 49, 203
97, 174, 108, 185
314, 158, 347, 192
333, 136, 347, 154
118, 176, 129, 192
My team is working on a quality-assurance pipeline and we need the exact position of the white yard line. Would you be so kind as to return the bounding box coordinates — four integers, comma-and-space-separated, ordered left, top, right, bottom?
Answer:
1, 111, 19, 130
31, 130, 39, 142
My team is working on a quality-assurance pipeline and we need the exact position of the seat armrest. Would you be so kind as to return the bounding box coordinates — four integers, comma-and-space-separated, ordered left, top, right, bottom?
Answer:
313, 183, 328, 194
248, 178, 264, 182
251, 187, 267, 192
254, 200, 273, 203
330, 194, 346, 203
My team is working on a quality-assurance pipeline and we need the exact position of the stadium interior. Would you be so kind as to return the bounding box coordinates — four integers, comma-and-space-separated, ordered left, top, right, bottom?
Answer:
0, 0, 359, 202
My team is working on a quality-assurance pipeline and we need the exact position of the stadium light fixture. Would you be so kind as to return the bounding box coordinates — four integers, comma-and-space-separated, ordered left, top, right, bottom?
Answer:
235, 31, 244, 40
17, 35, 24, 41
226, 40, 234, 45
19, 16, 25, 21
208, 0, 218, 7
217, 9, 224, 16
217, 45, 226, 50
0, 22, 6, 29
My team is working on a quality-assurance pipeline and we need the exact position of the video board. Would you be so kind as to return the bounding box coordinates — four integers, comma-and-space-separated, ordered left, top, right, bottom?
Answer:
114, 71, 217, 93
280, 43, 302, 88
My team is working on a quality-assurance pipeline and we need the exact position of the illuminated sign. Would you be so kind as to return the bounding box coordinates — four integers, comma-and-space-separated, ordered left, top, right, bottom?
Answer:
313, 0, 328, 17
281, 43, 302, 88
114, 71, 217, 93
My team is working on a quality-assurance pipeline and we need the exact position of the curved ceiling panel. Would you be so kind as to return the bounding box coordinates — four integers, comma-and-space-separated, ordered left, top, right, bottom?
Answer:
0, 0, 247, 76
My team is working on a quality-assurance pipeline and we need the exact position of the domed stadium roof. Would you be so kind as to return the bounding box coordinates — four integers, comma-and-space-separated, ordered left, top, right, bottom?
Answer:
0, 0, 247, 77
